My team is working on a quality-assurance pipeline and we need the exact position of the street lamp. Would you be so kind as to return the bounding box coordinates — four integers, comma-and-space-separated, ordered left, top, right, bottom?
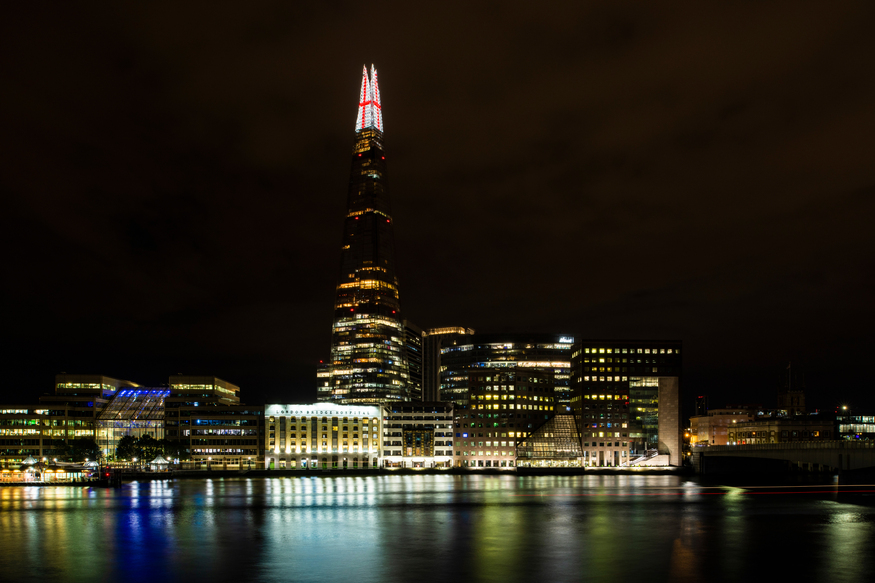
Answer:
133, 457, 138, 472
247, 457, 252, 470
207, 456, 212, 471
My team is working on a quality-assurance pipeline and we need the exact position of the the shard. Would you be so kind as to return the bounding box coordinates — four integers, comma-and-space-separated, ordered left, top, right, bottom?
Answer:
323, 66, 409, 403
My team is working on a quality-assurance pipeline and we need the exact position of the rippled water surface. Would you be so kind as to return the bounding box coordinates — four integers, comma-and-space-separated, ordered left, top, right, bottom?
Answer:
2, 475, 874, 583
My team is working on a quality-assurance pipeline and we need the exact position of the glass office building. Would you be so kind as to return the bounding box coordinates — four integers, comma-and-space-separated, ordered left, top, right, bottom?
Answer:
326, 65, 410, 404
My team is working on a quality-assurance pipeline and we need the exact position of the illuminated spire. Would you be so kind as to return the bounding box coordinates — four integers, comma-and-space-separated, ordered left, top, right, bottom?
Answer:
355, 64, 383, 132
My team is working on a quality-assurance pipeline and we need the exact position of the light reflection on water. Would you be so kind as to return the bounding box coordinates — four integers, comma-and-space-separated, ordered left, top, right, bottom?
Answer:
1, 475, 874, 583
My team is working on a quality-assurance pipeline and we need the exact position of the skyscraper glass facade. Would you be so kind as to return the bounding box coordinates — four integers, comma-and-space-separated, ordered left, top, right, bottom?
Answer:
327, 66, 409, 403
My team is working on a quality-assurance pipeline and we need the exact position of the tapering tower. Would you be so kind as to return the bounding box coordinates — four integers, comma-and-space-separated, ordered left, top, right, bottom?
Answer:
325, 65, 409, 403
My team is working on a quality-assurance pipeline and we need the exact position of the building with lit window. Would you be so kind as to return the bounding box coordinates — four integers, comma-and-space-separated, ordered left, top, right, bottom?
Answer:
163, 376, 263, 469
690, 405, 759, 446
381, 402, 454, 468
727, 415, 835, 445
516, 414, 583, 468
403, 321, 424, 402
453, 368, 555, 468
439, 333, 574, 409
265, 403, 382, 470
1, 374, 139, 466
326, 65, 410, 404
570, 340, 683, 466
96, 388, 169, 457
422, 327, 475, 402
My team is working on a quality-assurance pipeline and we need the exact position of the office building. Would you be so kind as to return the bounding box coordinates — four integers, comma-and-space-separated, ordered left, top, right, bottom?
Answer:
422, 327, 475, 402
403, 321, 424, 402
381, 402, 454, 468
453, 367, 555, 468
439, 333, 574, 408
571, 340, 683, 466
327, 65, 410, 404
1, 374, 139, 466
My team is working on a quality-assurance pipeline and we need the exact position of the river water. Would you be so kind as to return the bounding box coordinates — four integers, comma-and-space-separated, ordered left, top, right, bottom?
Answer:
1, 474, 873, 583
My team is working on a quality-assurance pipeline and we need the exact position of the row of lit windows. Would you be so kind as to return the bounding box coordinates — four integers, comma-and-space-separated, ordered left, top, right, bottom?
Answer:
577, 348, 678, 356
470, 404, 553, 411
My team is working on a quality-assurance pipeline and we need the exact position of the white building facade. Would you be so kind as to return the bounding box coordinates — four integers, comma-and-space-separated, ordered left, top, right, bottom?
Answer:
265, 403, 382, 470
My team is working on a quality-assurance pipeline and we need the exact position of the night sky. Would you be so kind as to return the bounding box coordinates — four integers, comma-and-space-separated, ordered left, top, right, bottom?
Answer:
3, 3, 874, 411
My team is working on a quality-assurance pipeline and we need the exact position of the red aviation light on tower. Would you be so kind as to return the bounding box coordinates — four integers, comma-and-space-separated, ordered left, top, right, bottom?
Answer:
355, 64, 383, 132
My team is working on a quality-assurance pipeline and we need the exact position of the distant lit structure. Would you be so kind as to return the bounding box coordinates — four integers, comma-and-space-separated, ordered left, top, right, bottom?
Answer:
326, 65, 410, 404
690, 405, 758, 446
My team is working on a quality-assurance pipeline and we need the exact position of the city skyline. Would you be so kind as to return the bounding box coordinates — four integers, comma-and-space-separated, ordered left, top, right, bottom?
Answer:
3, 4, 875, 411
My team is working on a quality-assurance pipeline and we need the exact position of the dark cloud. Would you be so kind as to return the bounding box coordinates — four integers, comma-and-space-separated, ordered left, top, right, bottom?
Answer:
2, 2, 874, 410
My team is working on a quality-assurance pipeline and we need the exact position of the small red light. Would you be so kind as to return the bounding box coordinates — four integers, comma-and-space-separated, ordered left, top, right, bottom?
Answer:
386, 219, 390, 223
358, 154, 362, 157
350, 308, 354, 311
355, 217, 358, 220
381, 156, 385, 159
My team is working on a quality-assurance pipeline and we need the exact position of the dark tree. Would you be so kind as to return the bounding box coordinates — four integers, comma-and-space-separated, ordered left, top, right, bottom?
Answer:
138, 434, 162, 462
115, 435, 140, 461
57, 438, 101, 463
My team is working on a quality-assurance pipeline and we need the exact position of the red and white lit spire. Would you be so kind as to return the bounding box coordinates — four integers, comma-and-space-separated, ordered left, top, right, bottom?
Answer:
355, 65, 383, 132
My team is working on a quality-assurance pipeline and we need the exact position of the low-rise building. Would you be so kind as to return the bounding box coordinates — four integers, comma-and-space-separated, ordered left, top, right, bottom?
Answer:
381, 402, 453, 468
690, 405, 759, 446
728, 415, 835, 445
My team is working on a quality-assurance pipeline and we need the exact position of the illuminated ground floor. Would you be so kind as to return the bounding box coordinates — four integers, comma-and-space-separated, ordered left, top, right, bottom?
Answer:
265, 454, 379, 470
382, 455, 453, 468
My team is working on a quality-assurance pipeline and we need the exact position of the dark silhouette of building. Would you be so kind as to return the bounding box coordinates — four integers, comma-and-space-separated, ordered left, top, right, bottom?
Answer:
325, 66, 410, 404
777, 362, 806, 415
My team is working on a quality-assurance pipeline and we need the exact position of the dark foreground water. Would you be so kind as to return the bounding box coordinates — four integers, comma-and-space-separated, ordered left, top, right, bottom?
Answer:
2, 475, 874, 583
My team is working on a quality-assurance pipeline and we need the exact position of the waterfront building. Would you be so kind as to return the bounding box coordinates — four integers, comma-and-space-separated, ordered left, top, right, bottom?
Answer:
326, 65, 410, 404
163, 376, 263, 469
381, 401, 454, 468
690, 404, 759, 446
422, 327, 475, 402
727, 415, 835, 445
265, 402, 382, 469
1, 374, 139, 466
515, 414, 582, 467
96, 388, 169, 458
0, 406, 52, 467
571, 340, 683, 466
836, 410, 875, 440
453, 367, 555, 468
439, 333, 574, 409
